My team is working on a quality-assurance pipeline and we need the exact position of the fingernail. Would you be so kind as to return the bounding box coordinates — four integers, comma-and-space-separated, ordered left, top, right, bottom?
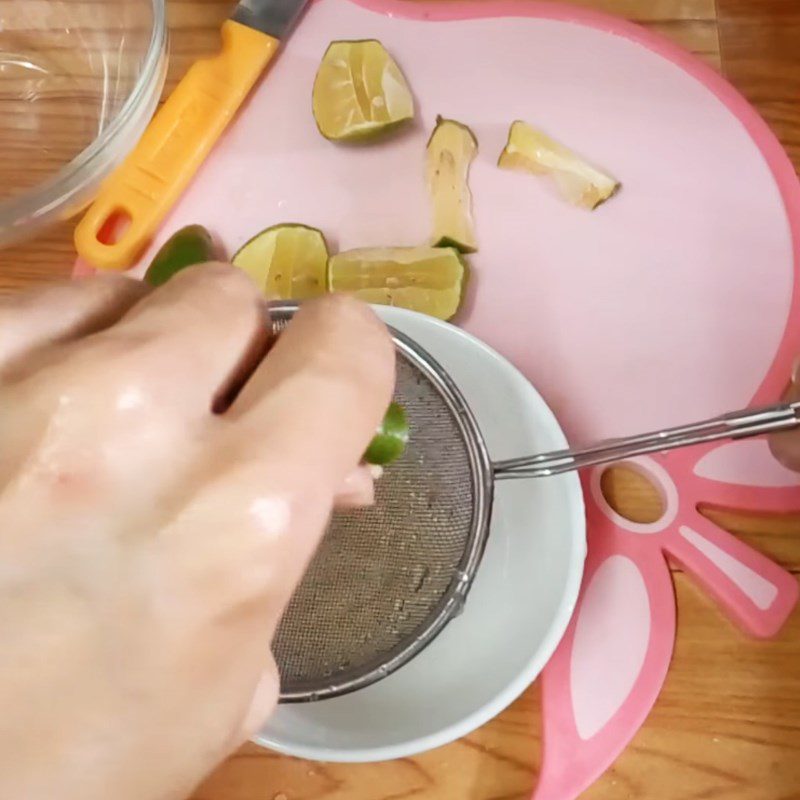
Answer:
792, 356, 800, 385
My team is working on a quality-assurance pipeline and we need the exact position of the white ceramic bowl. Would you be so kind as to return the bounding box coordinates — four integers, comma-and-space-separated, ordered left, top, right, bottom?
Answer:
257, 307, 587, 761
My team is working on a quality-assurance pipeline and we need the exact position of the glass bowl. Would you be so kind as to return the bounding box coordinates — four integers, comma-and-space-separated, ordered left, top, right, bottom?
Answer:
0, 0, 168, 245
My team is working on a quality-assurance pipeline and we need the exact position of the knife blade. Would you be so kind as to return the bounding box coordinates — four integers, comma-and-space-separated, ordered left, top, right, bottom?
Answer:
232, 0, 308, 38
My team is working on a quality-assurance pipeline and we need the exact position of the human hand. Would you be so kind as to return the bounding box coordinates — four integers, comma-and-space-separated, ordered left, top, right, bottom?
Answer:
0, 266, 394, 800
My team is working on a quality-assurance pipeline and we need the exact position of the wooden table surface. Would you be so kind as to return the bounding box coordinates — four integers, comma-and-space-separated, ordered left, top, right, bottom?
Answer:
2, 0, 799, 798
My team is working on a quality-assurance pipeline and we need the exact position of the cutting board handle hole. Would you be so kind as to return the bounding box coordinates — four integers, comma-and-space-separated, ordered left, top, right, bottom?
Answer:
600, 465, 665, 525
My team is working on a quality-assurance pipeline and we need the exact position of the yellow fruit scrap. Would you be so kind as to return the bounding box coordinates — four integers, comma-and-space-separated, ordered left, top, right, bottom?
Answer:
328, 246, 467, 321
426, 116, 478, 253
498, 121, 619, 209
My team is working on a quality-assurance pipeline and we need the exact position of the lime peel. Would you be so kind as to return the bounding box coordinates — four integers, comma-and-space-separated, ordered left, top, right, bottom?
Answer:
327, 245, 467, 321
364, 402, 409, 465
312, 40, 414, 142
144, 225, 217, 286
232, 223, 328, 300
426, 116, 478, 253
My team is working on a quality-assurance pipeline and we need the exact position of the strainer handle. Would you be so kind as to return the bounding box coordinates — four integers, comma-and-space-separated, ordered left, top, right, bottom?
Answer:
493, 401, 800, 479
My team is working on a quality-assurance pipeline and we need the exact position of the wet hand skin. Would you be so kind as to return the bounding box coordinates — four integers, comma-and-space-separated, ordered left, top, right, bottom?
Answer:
0, 265, 394, 800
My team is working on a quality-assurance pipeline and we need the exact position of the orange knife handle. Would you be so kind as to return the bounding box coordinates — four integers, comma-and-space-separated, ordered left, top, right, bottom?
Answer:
75, 20, 279, 270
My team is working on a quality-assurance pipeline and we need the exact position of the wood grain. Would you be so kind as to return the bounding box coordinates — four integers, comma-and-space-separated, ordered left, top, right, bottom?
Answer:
718, 0, 800, 170
0, 0, 798, 798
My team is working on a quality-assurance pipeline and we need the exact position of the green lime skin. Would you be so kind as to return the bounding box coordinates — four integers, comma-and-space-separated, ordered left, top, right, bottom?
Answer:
364, 402, 409, 465
145, 225, 217, 287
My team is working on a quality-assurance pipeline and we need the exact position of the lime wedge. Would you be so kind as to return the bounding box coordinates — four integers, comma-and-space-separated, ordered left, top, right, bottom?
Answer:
145, 225, 217, 286
365, 402, 409, 465
328, 246, 466, 321
312, 40, 414, 142
498, 121, 620, 209
426, 116, 478, 253
232, 224, 328, 300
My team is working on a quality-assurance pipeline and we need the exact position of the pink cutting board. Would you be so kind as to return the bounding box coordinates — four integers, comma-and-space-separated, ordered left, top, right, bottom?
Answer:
75, 0, 800, 796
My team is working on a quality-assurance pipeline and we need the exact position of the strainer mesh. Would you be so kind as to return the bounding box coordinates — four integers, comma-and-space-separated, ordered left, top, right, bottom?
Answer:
273, 350, 478, 699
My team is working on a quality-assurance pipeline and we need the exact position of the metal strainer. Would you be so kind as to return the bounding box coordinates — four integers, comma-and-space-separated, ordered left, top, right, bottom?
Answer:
269, 304, 800, 702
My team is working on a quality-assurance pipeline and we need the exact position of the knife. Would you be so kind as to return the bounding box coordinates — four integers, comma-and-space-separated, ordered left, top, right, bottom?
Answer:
74, 0, 310, 270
